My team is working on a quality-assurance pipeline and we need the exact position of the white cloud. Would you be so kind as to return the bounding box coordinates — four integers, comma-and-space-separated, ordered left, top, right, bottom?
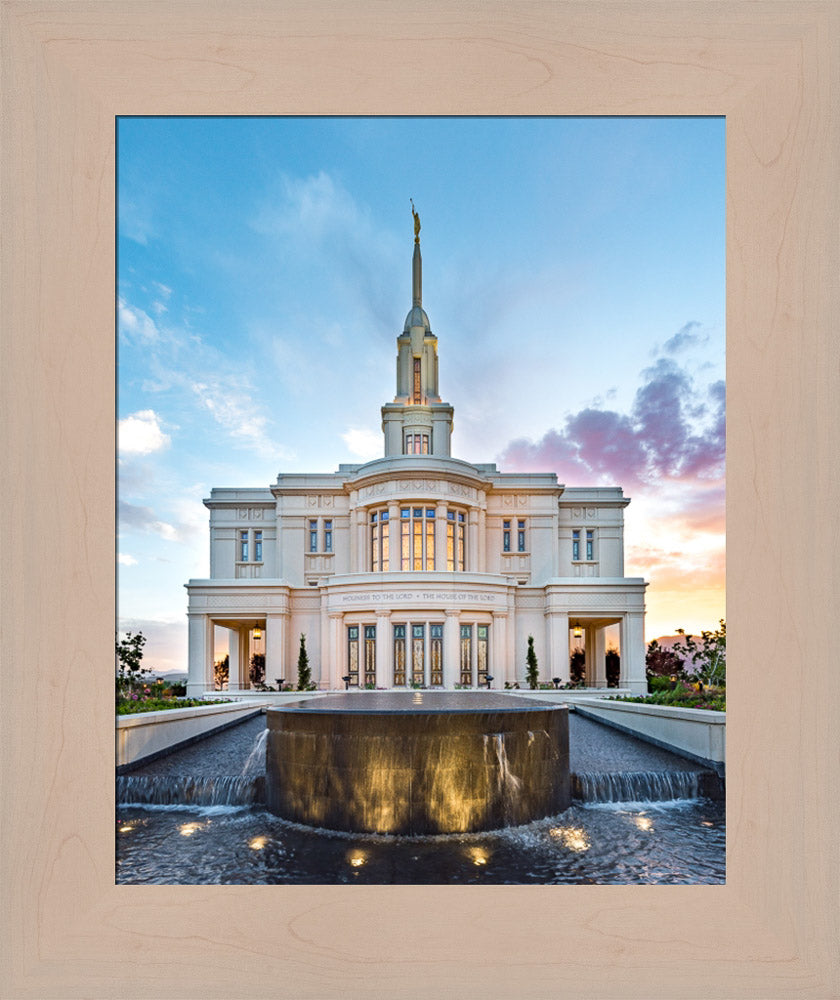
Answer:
189, 378, 294, 460
118, 298, 160, 342
118, 410, 171, 456
118, 553, 138, 566
342, 426, 382, 461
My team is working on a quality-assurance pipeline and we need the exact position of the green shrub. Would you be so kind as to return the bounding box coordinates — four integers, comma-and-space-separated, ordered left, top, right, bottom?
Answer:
116, 697, 232, 715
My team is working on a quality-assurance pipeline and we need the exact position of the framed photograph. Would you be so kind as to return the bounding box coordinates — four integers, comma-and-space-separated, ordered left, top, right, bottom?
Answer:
3, 2, 836, 997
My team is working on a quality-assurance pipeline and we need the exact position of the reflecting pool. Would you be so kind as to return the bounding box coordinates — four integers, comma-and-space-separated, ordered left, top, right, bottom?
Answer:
116, 798, 725, 885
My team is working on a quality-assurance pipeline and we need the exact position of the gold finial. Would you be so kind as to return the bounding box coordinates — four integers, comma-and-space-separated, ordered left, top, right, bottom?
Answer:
410, 198, 421, 243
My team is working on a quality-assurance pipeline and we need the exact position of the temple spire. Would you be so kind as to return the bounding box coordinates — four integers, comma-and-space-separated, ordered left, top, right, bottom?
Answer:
410, 199, 422, 306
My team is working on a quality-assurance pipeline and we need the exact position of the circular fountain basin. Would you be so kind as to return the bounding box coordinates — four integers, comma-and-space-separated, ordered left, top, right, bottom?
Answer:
265, 691, 570, 835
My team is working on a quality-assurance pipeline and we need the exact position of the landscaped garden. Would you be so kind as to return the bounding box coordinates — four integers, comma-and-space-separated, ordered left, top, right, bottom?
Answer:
625, 620, 727, 711
116, 631, 231, 714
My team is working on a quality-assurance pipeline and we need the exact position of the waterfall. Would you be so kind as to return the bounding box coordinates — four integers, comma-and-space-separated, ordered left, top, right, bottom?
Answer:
117, 775, 264, 807
484, 733, 522, 806
572, 771, 702, 803
241, 729, 268, 775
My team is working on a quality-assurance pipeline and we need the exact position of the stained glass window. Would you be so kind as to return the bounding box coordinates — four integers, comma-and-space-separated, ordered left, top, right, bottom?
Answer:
477, 624, 489, 687
393, 625, 406, 686
430, 624, 443, 686
347, 626, 359, 686
364, 625, 376, 687
460, 624, 473, 686
412, 624, 425, 686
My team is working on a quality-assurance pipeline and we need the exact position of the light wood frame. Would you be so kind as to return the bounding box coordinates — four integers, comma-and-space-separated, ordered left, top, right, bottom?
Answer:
2, 2, 838, 997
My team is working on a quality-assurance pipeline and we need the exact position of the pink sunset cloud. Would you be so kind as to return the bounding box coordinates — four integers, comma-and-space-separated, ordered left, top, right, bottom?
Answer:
498, 353, 725, 638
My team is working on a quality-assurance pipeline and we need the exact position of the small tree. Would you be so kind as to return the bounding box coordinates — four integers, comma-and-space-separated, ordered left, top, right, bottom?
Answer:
297, 633, 312, 690
249, 653, 266, 687
525, 635, 539, 690
645, 639, 684, 680
673, 620, 726, 686
214, 654, 229, 691
116, 631, 148, 694
569, 647, 586, 684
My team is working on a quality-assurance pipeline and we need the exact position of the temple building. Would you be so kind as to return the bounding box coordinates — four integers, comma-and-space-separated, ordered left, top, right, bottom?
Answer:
185, 213, 647, 695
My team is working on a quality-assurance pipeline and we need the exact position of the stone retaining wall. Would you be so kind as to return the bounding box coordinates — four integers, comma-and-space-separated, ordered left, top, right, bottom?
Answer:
116, 700, 265, 770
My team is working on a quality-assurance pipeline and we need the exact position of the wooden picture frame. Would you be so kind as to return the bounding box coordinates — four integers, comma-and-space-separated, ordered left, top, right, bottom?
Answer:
2, 2, 837, 996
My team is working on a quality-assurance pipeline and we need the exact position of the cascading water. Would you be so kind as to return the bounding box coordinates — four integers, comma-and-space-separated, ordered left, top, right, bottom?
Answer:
117, 775, 264, 807
572, 770, 702, 803
241, 728, 268, 776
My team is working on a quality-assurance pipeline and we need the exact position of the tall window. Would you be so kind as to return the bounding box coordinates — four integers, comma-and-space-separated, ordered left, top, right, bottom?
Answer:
404, 432, 429, 454
411, 624, 425, 685
518, 519, 526, 552
309, 519, 318, 553
572, 529, 580, 561
586, 529, 594, 561
347, 626, 360, 686
460, 624, 472, 686
324, 520, 333, 553
370, 510, 390, 571
447, 510, 466, 571
254, 530, 263, 562
239, 530, 249, 561
364, 626, 376, 686
393, 625, 407, 686
400, 507, 435, 570
412, 357, 422, 403
430, 624, 443, 686
503, 520, 511, 552
477, 624, 490, 686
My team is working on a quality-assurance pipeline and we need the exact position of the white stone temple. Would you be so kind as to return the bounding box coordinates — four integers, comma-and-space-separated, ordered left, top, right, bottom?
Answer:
186, 212, 647, 695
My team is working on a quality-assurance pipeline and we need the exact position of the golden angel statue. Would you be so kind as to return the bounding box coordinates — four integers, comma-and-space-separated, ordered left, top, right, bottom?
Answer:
410, 198, 421, 241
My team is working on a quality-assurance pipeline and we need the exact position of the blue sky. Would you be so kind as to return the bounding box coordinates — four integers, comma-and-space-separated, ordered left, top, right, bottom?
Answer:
117, 116, 725, 673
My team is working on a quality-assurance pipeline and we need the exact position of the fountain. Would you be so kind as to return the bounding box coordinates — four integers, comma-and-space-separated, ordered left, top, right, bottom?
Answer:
264, 691, 570, 835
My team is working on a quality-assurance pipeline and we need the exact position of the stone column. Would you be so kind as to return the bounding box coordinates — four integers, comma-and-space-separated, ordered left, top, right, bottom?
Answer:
435, 501, 447, 570
477, 507, 487, 572
470, 622, 479, 688
356, 509, 367, 572
490, 612, 507, 688
388, 502, 400, 572
227, 626, 241, 691
376, 611, 391, 688
593, 627, 607, 688
328, 613, 344, 690
444, 610, 460, 688
265, 613, 286, 689
467, 509, 479, 572
544, 611, 569, 684
187, 614, 213, 697
585, 626, 596, 688
621, 612, 647, 693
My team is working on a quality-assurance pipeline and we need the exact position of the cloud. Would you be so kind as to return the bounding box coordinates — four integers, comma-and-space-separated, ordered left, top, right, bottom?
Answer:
499, 358, 725, 491
118, 500, 178, 541
252, 171, 403, 339
118, 553, 138, 566
342, 427, 382, 461
118, 410, 171, 456
188, 377, 294, 459
663, 320, 709, 354
118, 299, 160, 342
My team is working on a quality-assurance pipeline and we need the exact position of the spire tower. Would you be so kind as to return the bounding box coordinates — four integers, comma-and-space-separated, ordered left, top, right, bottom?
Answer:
380, 206, 454, 458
